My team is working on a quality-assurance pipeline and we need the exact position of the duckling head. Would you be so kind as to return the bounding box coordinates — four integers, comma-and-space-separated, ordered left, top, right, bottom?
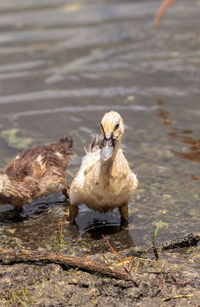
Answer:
100, 111, 124, 162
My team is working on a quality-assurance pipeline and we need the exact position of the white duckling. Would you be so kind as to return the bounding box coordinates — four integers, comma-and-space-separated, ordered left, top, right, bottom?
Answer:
69, 111, 138, 225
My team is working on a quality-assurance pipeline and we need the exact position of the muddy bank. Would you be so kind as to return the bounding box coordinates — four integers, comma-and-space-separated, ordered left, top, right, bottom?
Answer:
0, 229, 200, 306
0, 251, 200, 306
0, 202, 199, 306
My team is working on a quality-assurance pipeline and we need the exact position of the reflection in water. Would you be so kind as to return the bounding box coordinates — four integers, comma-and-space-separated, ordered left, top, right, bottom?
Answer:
157, 99, 200, 179
0, 199, 66, 224
76, 205, 120, 235
156, 98, 173, 126
83, 222, 121, 240
173, 170, 200, 181
73, 205, 135, 248
169, 132, 200, 163
157, 109, 173, 126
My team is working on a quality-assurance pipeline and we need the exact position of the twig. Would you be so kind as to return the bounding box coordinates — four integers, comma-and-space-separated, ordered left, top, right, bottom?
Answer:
161, 294, 195, 302
102, 234, 130, 275
0, 247, 136, 282
154, 0, 177, 27
134, 260, 140, 273
161, 232, 200, 251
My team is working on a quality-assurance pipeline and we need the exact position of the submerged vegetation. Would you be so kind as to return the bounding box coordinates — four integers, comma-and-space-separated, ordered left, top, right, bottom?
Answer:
1, 129, 33, 150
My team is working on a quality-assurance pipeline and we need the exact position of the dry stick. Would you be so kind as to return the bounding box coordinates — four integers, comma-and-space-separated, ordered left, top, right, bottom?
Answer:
0, 248, 135, 282
160, 232, 200, 251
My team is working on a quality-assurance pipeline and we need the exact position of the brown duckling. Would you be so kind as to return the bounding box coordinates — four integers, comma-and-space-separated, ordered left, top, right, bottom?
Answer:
0, 137, 72, 210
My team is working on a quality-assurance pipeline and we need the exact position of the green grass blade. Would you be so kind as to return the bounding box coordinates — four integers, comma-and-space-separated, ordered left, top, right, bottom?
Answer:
153, 220, 162, 242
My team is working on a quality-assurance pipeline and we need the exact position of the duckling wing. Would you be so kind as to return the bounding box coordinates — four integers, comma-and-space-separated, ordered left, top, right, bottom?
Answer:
4, 137, 72, 181
88, 135, 103, 153
70, 135, 102, 191
0, 138, 72, 205
81, 134, 102, 173
2, 179, 38, 205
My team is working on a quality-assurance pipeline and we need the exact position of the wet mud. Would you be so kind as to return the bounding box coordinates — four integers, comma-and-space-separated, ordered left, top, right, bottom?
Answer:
0, 244, 200, 306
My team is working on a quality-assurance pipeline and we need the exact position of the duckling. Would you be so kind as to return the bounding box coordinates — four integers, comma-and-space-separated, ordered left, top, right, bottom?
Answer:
0, 137, 72, 210
69, 111, 138, 225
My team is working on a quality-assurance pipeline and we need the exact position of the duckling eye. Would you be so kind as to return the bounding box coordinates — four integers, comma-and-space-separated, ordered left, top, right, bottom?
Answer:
114, 123, 119, 130
112, 138, 116, 146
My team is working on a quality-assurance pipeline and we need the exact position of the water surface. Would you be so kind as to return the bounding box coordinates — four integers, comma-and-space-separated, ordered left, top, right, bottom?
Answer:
0, 0, 200, 253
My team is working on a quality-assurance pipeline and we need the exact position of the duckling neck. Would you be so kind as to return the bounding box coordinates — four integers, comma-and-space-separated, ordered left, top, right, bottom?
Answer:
113, 141, 121, 159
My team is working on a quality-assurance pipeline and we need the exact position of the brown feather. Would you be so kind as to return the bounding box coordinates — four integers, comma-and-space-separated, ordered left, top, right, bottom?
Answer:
0, 137, 72, 208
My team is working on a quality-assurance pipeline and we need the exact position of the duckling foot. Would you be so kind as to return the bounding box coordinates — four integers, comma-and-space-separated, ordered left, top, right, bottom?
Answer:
13, 205, 23, 214
69, 204, 79, 224
120, 217, 129, 228
119, 204, 129, 227
7, 205, 24, 221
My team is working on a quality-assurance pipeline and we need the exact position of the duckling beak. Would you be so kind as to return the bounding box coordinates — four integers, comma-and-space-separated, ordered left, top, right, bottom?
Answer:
101, 136, 114, 162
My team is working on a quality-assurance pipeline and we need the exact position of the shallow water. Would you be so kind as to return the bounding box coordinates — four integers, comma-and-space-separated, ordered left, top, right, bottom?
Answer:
0, 0, 200, 252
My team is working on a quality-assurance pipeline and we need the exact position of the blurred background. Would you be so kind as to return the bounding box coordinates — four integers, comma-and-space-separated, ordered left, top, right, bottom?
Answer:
0, 0, 200, 248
